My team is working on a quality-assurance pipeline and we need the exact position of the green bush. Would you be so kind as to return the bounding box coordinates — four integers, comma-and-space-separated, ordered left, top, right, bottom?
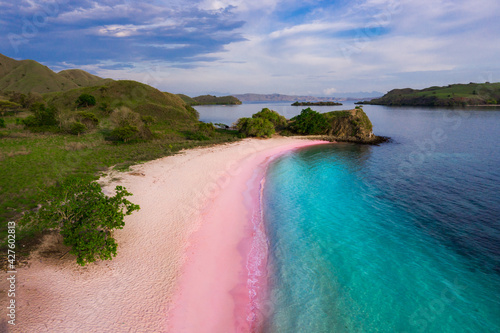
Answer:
69, 121, 87, 135
109, 107, 151, 142
99, 102, 112, 115
252, 108, 288, 129
110, 125, 140, 142
0, 118, 5, 128
76, 111, 99, 127
23, 103, 59, 128
76, 94, 97, 108
141, 115, 155, 125
289, 108, 329, 135
198, 122, 216, 135
20, 177, 140, 266
236, 117, 275, 138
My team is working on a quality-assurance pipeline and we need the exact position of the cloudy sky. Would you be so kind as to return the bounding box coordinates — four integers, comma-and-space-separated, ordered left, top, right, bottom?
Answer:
1, 0, 499, 96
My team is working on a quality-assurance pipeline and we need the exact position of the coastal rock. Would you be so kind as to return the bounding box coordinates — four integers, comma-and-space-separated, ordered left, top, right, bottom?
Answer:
322, 108, 387, 144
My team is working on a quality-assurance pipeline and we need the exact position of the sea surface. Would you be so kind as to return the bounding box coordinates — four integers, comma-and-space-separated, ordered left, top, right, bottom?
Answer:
196, 103, 500, 332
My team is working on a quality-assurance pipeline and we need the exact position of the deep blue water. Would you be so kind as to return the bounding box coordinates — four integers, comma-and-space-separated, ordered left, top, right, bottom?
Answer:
196, 103, 500, 332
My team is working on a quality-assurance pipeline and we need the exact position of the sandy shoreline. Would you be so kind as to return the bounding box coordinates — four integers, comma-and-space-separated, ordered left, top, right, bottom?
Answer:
3, 137, 327, 332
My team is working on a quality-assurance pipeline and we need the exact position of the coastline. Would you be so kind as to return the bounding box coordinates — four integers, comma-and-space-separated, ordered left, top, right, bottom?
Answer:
5, 137, 327, 332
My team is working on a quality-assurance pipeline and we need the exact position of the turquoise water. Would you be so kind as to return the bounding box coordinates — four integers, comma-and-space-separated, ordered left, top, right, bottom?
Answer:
258, 109, 500, 332
196, 103, 500, 332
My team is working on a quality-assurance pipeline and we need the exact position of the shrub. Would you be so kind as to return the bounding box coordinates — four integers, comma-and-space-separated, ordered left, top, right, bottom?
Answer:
141, 115, 155, 125
69, 121, 87, 135
76, 111, 99, 127
99, 102, 112, 115
252, 108, 287, 130
110, 125, 140, 142
0, 118, 5, 128
109, 107, 151, 142
76, 93, 97, 108
198, 122, 216, 135
23, 103, 59, 128
236, 117, 275, 138
20, 177, 140, 266
289, 108, 329, 135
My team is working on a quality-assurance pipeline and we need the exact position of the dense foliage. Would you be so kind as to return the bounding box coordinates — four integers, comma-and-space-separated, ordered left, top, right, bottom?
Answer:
22, 103, 59, 128
236, 117, 275, 138
109, 107, 151, 142
76, 93, 97, 107
20, 177, 140, 266
252, 108, 288, 130
289, 107, 329, 135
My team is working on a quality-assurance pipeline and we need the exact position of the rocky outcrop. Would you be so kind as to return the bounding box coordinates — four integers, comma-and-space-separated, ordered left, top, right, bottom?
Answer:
323, 108, 388, 144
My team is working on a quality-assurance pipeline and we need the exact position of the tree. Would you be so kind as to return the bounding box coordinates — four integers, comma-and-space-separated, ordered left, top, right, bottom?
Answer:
236, 117, 275, 138
289, 107, 329, 135
252, 108, 288, 130
20, 177, 140, 266
0, 100, 22, 116
22, 103, 59, 128
76, 93, 97, 108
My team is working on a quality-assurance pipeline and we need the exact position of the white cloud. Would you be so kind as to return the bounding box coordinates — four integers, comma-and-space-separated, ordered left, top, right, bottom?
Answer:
61, 0, 500, 95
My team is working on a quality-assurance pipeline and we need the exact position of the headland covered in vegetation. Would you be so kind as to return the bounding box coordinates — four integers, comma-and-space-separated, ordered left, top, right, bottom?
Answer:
177, 94, 242, 105
357, 82, 500, 106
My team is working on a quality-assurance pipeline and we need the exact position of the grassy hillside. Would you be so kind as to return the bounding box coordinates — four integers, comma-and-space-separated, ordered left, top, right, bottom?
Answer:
58, 69, 112, 88
0, 53, 110, 94
192, 94, 242, 105
0, 79, 241, 251
361, 82, 500, 106
176, 93, 199, 105
46, 80, 199, 124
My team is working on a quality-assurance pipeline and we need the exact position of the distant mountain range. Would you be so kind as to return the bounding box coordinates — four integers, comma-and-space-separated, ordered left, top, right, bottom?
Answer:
0, 53, 112, 94
232, 92, 382, 102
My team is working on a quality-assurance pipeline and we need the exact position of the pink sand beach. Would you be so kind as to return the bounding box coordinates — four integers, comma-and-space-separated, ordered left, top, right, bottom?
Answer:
3, 137, 327, 333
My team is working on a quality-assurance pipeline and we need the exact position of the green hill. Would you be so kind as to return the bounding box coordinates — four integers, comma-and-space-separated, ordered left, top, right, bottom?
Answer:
191, 94, 242, 105
0, 53, 111, 94
176, 93, 198, 105
58, 69, 113, 88
360, 82, 500, 106
46, 80, 199, 124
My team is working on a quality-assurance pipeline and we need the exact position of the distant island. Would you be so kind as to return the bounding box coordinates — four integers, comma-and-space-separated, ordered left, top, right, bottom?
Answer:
292, 101, 343, 106
233, 93, 380, 102
177, 94, 242, 105
357, 82, 500, 107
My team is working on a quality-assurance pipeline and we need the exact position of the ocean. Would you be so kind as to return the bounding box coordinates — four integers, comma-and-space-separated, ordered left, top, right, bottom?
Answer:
196, 103, 500, 332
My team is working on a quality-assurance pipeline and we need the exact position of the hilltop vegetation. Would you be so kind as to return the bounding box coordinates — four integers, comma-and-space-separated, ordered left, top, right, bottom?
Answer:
178, 94, 242, 105
359, 82, 500, 106
0, 53, 111, 94
235, 106, 385, 144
